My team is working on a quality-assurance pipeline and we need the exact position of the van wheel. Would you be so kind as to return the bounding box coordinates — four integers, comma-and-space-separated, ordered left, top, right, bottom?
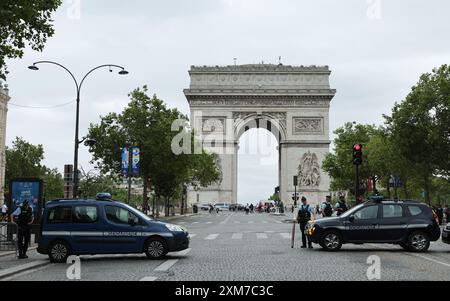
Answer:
320, 230, 343, 251
48, 241, 71, 263
408, 231, 430, 252
145, 237, 168, 259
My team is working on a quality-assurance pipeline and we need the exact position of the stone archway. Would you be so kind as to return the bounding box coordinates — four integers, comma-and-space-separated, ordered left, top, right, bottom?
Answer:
184, 64, 336, 206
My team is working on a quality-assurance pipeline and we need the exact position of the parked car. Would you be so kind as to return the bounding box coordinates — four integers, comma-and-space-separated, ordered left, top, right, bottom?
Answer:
443, 223, 450, 244
229, 204, 238, 211
306, 199, 441, 252
214, 203, 229, 211
38, 198, 189, 263
200, 204, 211, 211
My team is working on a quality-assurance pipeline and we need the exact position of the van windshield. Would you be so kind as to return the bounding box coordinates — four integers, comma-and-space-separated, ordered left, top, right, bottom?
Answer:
122, 203, 153, 221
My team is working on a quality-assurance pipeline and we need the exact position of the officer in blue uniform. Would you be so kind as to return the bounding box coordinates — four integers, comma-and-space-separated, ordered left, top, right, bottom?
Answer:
297, 197, 314, 249
12, 200, 34, 259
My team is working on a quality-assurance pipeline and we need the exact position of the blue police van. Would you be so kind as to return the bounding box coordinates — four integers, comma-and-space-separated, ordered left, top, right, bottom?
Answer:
37, 195, 189, 263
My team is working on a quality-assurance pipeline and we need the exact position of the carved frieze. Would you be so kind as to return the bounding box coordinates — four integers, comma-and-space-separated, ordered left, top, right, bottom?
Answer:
197, 117, 226, 134
188, 98, 331, 108
293, 117, 324, 134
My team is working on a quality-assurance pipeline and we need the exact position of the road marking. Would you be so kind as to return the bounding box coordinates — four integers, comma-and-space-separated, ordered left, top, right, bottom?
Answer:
220, 214, 233, 224
262, 221, 268, 224
140, 276, 158, 281
232, 233, 243, 239
280, 233, 291, 239
178, 222, 187, 224
368, 243, 450, 268
234, 221, 241, 224
205, 234, 219, 240
192, 222, 199, 224
248, 221, 255, 224
189, 234, 197, 238
154, 259, 179, 272
408, 253, 450, 268
206, 222, 213, 224
257, 233, 268, 239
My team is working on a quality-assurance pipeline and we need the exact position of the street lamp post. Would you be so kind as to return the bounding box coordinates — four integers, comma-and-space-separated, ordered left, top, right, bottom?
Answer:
29, 61, 129, 198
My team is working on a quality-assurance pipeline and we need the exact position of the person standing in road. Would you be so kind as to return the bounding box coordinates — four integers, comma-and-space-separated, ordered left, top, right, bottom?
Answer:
321, 195, 334, 218
335, 195, 348, 216
1, 203, 8, 222
437, 204, 444, 225
12, 200, 34, 259
297, 197, 314, 249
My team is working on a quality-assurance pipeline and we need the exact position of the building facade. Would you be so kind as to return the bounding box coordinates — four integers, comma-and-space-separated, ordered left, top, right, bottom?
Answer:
184, 64, 336, 206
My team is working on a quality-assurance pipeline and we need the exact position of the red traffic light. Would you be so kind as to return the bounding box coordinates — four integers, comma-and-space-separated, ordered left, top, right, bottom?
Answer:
354, 144, 362, 151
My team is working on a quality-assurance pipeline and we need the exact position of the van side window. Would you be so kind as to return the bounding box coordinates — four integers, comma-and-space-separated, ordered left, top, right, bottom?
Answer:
48, 206, 72, 223
105, 206, 139, 225
73, 206, 98, 223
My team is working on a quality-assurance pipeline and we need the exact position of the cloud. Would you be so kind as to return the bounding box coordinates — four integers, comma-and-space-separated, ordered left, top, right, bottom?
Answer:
3, 0, 450, 201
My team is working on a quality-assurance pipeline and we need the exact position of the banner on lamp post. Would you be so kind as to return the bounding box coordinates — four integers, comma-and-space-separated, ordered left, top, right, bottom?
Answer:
131, 147, 140, 177
121, 147, 130, 176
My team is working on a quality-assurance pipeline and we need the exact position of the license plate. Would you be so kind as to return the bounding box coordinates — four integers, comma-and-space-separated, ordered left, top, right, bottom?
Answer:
443, 232, 449, 239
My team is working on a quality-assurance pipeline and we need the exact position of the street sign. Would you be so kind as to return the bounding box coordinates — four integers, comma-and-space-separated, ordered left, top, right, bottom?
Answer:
389, 176, 403, 188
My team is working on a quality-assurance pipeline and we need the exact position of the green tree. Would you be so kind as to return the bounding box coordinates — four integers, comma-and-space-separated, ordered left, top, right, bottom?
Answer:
5, 137, 64, 200
5, 137, 45, 188
42, 167, 64, 202
86, 86, 221, 215
0, 0, 62, 80
385, 65, 450, 204
322, 123, 378, 195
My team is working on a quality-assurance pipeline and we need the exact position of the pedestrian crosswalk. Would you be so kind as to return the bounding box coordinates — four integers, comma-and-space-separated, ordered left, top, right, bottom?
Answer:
205, 234, 219, 240
189, 232, 291, 241
176, 220, 285, 225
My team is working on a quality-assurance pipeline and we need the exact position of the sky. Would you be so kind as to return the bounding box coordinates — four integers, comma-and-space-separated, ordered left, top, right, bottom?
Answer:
3, 0, 450, 203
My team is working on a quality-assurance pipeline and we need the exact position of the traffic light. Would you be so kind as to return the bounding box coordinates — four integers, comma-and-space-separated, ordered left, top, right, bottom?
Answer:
353, 144, 363, 165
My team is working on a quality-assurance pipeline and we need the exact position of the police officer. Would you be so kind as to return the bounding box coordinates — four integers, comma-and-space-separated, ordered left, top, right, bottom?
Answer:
321, 195, 334, 218
335, 195, 348, 216
12, 200, 34, 259
297, 197, 314, 249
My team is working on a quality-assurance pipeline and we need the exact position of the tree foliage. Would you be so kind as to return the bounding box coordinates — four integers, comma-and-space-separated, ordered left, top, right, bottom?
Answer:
385, 65, 450, 203
86, 86, 221, 210
5, 137, 63, 201
0, 0, 62, 80
324, 65, 450, 205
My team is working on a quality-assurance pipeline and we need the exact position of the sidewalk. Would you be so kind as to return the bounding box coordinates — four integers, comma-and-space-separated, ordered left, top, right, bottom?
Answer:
0, 247, 49, 280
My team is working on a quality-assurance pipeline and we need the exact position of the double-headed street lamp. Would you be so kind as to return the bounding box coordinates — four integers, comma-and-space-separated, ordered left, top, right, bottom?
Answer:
28, 61, 129, 198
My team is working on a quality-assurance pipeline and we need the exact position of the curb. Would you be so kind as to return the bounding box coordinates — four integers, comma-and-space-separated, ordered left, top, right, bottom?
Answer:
0, 259, 50, 280
0, 246, 37, 258
156, 213, 198, 222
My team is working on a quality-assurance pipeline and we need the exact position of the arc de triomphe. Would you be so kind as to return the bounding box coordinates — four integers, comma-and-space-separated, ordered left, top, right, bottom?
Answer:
184, 64, 336, 206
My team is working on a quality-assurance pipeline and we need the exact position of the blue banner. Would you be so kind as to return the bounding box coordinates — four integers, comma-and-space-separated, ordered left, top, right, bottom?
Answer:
11, 180, 42, 219
131, 147, 140, 177
121, 147, 130, 176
